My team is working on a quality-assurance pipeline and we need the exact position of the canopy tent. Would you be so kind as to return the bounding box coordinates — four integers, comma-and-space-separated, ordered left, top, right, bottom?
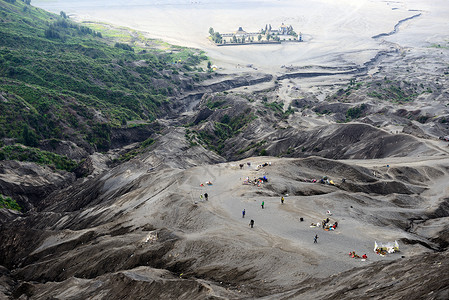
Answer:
374, 240, 399, 254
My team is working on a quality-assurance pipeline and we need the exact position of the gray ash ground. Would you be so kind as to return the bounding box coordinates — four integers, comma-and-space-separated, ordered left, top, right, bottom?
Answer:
2, 29, 449, 300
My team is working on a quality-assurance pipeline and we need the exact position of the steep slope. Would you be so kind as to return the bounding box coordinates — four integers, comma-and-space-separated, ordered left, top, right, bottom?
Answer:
0, 0, 208, 154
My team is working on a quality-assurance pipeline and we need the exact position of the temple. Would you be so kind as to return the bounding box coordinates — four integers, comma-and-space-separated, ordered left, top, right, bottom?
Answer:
209, 23, 303, 46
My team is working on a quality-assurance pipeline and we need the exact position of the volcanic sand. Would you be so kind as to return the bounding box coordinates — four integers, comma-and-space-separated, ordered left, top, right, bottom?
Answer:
98, 153, 449, 286
33, 0, 449, 75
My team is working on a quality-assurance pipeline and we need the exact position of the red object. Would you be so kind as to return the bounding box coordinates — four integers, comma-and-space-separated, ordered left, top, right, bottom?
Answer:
362, 254, 367, 259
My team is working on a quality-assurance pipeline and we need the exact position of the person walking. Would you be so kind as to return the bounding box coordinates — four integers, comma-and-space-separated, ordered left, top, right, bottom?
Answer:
314, 234, 318, 243
242, 209, 246, 218
281, 196, 284, 204
261, 201, 264, 209
204, 193, 208, 201
249, 219, 254, 228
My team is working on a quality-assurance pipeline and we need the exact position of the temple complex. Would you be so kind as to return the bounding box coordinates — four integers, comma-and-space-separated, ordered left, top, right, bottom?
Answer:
209, 23, 303, 46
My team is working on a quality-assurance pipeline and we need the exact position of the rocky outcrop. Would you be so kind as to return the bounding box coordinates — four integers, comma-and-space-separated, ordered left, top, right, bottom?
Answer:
109, 122, 164, 150
0, 160, 75, 211
39, 139, 90, 161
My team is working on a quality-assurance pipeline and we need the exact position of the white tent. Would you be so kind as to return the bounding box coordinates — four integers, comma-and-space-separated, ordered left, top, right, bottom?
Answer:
374, 240, 399, 254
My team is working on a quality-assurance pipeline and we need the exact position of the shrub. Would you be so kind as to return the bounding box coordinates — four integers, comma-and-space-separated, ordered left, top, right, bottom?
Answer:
0, 194, 21, 211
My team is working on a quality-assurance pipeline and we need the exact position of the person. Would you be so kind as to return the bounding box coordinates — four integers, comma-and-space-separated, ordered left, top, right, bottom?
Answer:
261, 201, 264, 209
314, 234, 318, 243
362, 254, 367, 259
242, 209, 246, 218
204, 193, 208, 201
334, 221, 338, 228
239, 164, 244, 169
281, 196, 284, 204
249, 219, 254, 228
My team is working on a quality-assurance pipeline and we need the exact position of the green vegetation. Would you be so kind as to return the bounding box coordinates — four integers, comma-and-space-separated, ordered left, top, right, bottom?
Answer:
417, 115, 429, 124
113, 137, 155, 163
190, 109, 257, 154
264, 101, 283, 112
238, 140, 267, 155
208, 27, 223, 44
114, 42, 134, 52
0, 145, 78, 172
429, 43, 449, 49
0, 0, 207, 152
366, 83, 420, 103
206, 99, 227, 110
346, 104, 367, 121
258, 149, 268, 156
209, 112, 256, 152
328, 78, 435, 105
263, 101, 294, 119
0, 194, 21, 211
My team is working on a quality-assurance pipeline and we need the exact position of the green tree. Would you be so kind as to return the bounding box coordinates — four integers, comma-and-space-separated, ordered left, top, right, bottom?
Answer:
209, 27, 214, 36
114, 42, 134, 52
21, 125, 38, 147
213, 32, 222, 43
258, 34, 262, 41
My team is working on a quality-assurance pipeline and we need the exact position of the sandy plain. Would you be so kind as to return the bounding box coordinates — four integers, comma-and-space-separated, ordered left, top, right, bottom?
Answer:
33, 0, 449, 74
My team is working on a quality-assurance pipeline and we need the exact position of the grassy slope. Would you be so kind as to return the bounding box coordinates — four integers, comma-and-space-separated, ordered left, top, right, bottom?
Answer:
0, 0, 207, 152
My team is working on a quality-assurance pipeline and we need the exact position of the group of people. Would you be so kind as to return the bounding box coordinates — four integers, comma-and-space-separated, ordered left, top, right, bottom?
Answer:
311, 218, 338, 231
242, 176, 267, 187
199, 193, 208, 201
349, 251, 368, 259
321, 218, 338, 231
244, 196, 286, 228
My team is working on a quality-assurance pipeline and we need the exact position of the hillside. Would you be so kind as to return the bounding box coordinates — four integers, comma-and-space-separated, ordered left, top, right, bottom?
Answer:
1, 0, 449, 299
0, 0, 208, 156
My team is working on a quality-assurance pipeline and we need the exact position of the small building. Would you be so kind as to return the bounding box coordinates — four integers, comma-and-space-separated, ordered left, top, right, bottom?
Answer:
234, 27, 247, 37
278, 23, 294, 35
